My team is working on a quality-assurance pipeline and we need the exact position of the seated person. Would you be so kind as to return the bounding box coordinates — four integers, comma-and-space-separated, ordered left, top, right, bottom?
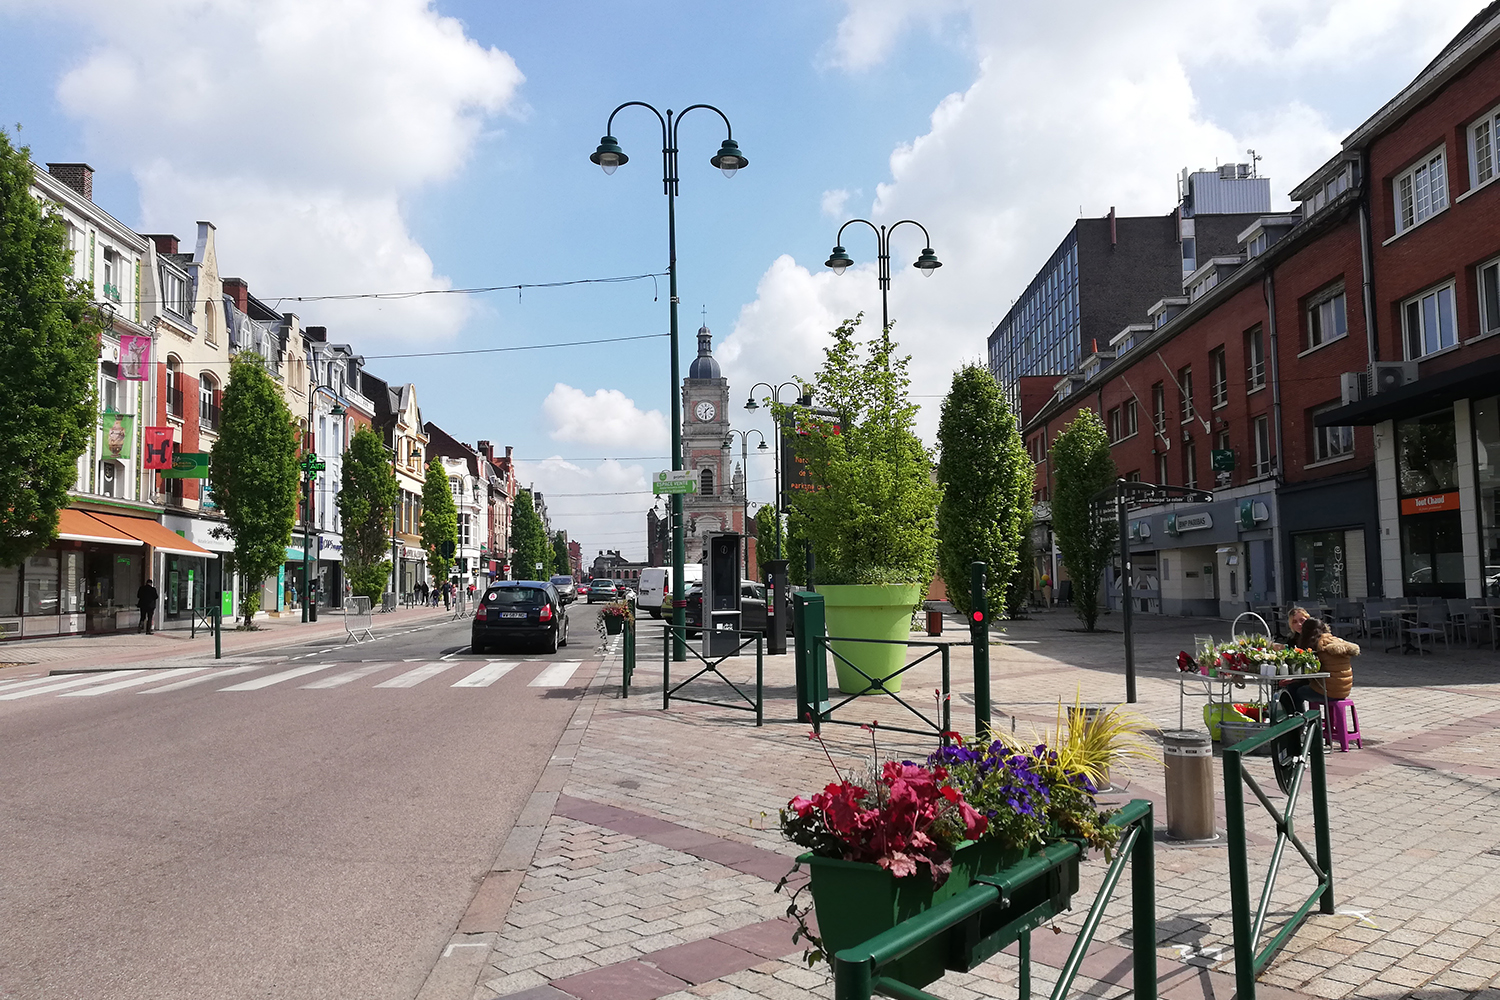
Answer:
1282, 617, 1358, 712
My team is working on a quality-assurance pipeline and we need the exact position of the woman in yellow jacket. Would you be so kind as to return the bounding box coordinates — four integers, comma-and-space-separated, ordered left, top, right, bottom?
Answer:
1283, 618, 1358, 711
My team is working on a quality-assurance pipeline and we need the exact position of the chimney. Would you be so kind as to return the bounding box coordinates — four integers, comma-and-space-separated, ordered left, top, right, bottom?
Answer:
477, 440, 495, 463
222, 277, 248, 313
505, 445, 513, 462
306, 325, 327, 343
1109, 206, 1117, 248
46, 163, 94, 201
145, 234, 180, 255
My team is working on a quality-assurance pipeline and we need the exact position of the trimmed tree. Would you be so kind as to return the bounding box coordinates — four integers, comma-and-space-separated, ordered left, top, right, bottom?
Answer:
420, 457, 458, 584
0, 130, 101, 566
212, 353, 300, 626
551, 531, 570, 576
935, 364, 1033, 618
1050, 408, 1118, 631
511, 490, 549, 581
338, 426, 397, 603
753, 504, 784, 565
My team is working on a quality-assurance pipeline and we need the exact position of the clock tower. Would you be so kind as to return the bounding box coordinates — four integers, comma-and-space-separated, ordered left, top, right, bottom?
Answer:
680, 323, 743, 561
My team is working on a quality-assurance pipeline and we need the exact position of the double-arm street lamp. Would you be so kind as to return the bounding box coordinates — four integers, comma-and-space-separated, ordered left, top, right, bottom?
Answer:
743, 380, 804, 561
721, 427, 767, 576
591, 101, 748, 661
824, 219, 942, 356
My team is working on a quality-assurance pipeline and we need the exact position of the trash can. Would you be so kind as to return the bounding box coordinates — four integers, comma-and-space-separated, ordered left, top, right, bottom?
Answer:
1081, 704, 1114, 791
1162, 729, 1215, 841
925, 609, 944, 636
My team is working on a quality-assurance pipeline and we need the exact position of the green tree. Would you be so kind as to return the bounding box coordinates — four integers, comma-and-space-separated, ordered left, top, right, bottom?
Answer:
753, 503, 783, 566
0, 130, 101, 566
511, 490, 549, 580
551, 531, 570, 576
212, 353, 299, 626
338, 426, 396, 602
935, 365, 1033, 618
1051, 409, 1117, 631
774, 315, 939, 587
420, 457, 458, 584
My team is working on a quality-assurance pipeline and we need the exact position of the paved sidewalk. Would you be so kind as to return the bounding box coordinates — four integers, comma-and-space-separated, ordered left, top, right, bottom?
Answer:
455, 606, 1500, 1000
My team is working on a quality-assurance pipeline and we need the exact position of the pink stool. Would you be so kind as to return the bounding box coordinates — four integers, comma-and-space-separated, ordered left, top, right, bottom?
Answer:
1322, 698, 1362, 751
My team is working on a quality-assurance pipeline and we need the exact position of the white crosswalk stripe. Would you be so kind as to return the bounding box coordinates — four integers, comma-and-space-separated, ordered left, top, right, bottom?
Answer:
528, 662, 581, 688
62, 668, 205, 696
373, 662, 454, 688
0, 672, 130, 700
0, 673, 79, 694
219, 663, 335, 691
451, 661, 518, 687
301, 663, 398, 689
140, 664, 262, 693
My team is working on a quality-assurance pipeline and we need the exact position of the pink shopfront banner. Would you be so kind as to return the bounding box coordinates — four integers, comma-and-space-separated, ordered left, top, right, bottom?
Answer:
119, 334, 152, 380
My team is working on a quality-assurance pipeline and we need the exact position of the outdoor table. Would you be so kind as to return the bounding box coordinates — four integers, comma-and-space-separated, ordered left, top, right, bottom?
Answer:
1215, 668, 1332, 720
1178, 669, 1232, 730
1381, 608, 1418, 653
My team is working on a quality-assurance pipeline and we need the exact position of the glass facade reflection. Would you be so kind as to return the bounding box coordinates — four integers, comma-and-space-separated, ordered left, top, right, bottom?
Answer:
988, 232, 1080, 412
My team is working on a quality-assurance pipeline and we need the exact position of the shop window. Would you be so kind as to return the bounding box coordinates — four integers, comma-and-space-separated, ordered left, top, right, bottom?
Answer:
1396, 409, 1458, 496
0, 564, 19, 616
1396, 408, 1464, 598
24, 551, 60, 615
1311, 403, 1354, 462
1293, 531, 1348, 601
1474, 396, 1500, 599
1402, 282, 1458, 359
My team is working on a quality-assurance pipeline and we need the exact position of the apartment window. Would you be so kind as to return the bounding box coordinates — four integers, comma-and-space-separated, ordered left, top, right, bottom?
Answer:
1245, 326, 1266, 390
199, 375, 218, 431
450, 476, 462, 499
1307, 286, 1347, 349
1214, 430, 1231, 480
1184, 443, 1198, 489
1311, 403, 1354, 462
1125, 399, 1138, 437
1126, 470, 1142, 482
459, 514, 472, 547
1252, 416, 1272, 477
166, 356, 183, 418
1469, 103, 1500, 188
1156, 453, 1170, 485
100, 363, 119, 414
1108, 407, 1122, 443
1402, 282, 1458, 359
1247, 232, 1268, 258
101, 250, 120, 301
1209, 348, 1228, 407
160, 265, 189, 318
1395, 147, 1448, 234
1479, 256, 1500, 337
1152, 383, 1167, 434
1178, 366, 1195, 423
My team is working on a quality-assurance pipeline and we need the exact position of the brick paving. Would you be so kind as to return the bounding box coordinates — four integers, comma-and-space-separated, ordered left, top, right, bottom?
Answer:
456, 608, 1500, 1000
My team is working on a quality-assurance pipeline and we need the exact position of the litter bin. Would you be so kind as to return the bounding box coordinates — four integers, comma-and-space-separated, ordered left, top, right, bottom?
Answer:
925, 608, 943, 636
1081, 704, 1114, 791
1162, 729, 1215, 841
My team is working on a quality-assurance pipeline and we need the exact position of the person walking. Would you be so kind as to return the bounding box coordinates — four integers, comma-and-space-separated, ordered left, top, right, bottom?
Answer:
442, 581, 451, 610
137, 579, 159, 634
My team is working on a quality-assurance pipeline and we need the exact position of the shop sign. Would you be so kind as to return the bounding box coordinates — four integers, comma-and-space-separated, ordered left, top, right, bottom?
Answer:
1400, 491, 1460, 516
1211, 449, 1235, 472
144, 428, 175, 470
652, 470, 698, 495
1167, 512, 1212, 536
318, 537, 343, 558
161, 452, 210, 479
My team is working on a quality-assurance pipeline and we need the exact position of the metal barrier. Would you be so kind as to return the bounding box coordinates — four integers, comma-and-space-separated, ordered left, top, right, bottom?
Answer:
621, 615, 636, 698
451, 595, 470, 619
832, 800, 1157, 1000
661, 623, 763, 726
802, 633, 958, 740
1223, 710, 1334, 1000
380, 592, 397, 613
343, 597, 374, 643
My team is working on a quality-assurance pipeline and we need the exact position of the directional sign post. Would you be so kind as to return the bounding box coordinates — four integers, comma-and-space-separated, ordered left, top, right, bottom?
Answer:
652, 470, 698, 496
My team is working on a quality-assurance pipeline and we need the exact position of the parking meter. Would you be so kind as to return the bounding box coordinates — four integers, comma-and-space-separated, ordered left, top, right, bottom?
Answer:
763, 559, 789, 655
703, 532, 742, 658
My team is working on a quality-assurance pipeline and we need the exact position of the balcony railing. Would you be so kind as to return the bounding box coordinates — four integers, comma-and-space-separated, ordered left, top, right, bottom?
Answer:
200, 399, 221, 431
166, 385, 184, 418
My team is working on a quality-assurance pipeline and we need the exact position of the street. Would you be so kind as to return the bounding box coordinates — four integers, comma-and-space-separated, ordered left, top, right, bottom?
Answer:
0, 603, 604, 1000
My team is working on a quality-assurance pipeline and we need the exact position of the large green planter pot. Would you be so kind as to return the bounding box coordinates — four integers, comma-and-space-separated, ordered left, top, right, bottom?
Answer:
820, 583, 924, 694
803, 841, 1028, 987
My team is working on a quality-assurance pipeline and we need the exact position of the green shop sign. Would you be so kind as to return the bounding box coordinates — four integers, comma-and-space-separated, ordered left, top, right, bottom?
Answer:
161, 452, 211, 479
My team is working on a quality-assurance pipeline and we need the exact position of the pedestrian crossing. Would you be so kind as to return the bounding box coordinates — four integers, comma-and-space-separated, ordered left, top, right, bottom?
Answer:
0, 658, 591, 703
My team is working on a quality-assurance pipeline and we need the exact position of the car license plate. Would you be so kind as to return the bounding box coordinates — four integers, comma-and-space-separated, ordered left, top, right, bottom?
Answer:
499, 612, 526, 619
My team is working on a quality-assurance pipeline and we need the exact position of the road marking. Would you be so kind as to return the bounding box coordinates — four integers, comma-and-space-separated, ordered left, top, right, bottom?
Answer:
302, 663, 398, 689
0, 673, 87, 694
141, 664, 263, 692
219, 663, 335, 691
451, 662, 517, 687
0, 672, 134, 699
443, 942, 489, 957
528, 662, 581, 688
62, 668, 205, 696
374, 662, 455, 688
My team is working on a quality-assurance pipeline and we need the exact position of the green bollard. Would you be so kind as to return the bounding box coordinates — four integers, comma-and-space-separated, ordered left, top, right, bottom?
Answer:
970, 562, 991, 739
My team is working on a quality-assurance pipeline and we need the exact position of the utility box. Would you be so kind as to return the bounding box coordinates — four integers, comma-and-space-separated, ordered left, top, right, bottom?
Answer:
764, 559, 789, 655
703, 532, 742, 658
792, 590, 828, 724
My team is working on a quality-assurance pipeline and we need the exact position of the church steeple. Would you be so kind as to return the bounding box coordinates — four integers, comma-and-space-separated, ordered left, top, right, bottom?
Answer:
688, 322, 721, 380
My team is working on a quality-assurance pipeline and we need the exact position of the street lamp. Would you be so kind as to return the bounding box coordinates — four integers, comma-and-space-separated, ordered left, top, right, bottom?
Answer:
301, 370, 345, 624
592, 100, 748, 662
745, 381, 804, 560
721, 428, 767, 576
824, 218, 942, 357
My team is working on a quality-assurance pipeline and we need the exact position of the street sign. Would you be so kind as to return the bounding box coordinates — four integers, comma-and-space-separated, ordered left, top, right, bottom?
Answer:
160, 452, 210, 479
440, 540, 456, 559
652, 470, 698, 495
220, 591, 233, 617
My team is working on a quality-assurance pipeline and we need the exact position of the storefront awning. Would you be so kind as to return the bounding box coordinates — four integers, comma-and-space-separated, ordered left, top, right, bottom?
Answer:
1315, 354, 1500, 426
90, 512, 213, 557
57, 509, 143, 546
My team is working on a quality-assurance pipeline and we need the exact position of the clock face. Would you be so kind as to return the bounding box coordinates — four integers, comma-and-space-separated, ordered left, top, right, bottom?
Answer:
695, 400, 717, 422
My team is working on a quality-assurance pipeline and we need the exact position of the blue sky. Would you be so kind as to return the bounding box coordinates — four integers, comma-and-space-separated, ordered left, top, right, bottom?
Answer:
0, 0, 1486, 558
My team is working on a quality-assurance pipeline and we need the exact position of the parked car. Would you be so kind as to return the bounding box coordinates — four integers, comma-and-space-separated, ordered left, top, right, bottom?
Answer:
684, 579, 790, 637
586, 579, 620, 603
471, 581, 570, 654
637, 564, 703, 618
549, 575, 578, 603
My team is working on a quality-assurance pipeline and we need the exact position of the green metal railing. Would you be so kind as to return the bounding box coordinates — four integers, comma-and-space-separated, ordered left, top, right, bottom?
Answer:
1223, 710, 1334, 1000
833, 800, 1157, 1000
804, 634, 958, 740
661, 623, 764, 726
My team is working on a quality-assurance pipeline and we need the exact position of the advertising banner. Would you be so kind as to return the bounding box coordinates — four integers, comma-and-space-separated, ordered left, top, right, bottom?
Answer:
780, 407, 841, 502
160, 452, 210, 479
143, 427, 175, 470
118, 334, 152, 380
100, 411, 134, 460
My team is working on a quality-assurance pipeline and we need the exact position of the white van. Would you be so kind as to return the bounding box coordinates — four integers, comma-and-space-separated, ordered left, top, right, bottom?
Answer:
636, 564, 703, 618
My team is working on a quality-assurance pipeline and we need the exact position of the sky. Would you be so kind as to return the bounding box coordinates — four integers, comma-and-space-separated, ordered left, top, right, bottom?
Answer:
0, 0, 1486, 562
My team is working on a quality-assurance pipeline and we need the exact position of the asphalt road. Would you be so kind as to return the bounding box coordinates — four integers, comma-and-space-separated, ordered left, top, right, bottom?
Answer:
0, 602, 604, 1000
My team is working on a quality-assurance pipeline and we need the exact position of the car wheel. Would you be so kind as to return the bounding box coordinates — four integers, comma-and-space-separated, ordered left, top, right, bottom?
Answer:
471, 640, 485, 655
544, 626, 559, 655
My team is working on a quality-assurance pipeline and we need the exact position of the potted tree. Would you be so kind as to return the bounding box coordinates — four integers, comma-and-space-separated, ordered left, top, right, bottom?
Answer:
774, 316, 939, 694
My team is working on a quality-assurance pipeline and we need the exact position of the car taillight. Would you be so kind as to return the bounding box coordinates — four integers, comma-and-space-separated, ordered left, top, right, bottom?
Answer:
539, 604, 553, 622
474, 607, 487, 621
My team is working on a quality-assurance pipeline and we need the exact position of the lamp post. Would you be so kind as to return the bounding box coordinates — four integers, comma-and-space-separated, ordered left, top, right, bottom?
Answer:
591, 101, 749, 662
744, 381, 803, 560
721, 428, 767, 576
824, 219, 942, 359
302, 372, 345, 623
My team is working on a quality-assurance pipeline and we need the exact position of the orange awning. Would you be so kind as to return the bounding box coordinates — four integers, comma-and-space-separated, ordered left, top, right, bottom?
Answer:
89, 512, 213, 557
56, 509, 143, 546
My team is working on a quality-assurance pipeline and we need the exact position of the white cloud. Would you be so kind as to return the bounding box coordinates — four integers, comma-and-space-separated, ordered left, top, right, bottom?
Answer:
820, 0, 963, 71
27, 0, 523, 342
542, 383, 670, 452
820, 188, 853, 218
514, 457, 655, 563
726, 0, 1477, 442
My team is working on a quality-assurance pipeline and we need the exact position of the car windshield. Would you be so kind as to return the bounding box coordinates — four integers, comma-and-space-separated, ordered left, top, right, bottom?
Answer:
485, 587, 545, 607
550, 576, 573, 586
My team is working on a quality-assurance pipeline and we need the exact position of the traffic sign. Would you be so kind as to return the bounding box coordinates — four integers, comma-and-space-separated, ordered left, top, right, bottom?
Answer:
440, 540, 456, 559
652, 470, 698, 495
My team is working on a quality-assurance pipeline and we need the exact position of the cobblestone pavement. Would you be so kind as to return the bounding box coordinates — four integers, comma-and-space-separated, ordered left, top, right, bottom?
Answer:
460, 608, 1500, 1000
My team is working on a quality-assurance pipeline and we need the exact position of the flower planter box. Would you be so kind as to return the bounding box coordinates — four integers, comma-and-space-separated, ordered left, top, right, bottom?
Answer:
603, 616, 624, 635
